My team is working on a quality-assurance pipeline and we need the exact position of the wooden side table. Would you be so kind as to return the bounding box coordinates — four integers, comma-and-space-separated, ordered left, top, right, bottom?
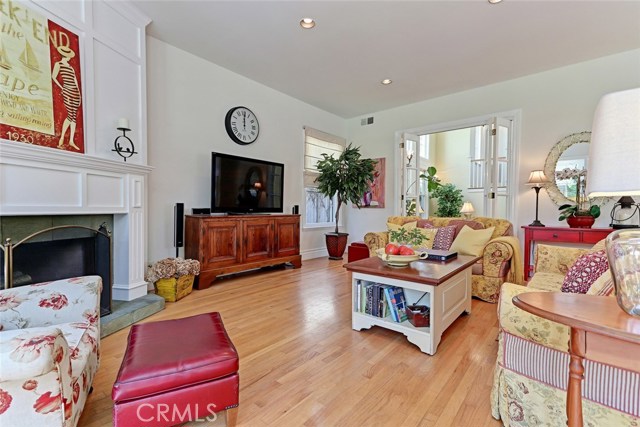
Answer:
521, 226, 614, 279
513, 292, 640, 427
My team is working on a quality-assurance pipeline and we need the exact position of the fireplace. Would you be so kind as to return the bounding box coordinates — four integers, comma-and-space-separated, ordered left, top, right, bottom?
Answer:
1, 225, 113, 316
0, 141, 151, 301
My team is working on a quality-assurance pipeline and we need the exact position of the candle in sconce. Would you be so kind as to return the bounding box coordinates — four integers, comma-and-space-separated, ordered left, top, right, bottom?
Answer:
117, 118, 130, 130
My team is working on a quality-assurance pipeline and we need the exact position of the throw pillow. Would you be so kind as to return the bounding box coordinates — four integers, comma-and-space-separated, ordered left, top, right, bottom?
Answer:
414, 228, 437, 250
586, 270, 615, 296
449, 225, 495, 257
561, 250, 610, 294
387, 221, 417, 245
422, 224, 457, 250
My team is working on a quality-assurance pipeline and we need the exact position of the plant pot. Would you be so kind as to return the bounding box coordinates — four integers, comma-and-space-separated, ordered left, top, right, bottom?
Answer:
325, 232, 349, 260
567, 215, 595, 229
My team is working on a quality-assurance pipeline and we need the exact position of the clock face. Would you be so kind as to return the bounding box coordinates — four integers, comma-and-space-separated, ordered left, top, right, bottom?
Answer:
225, 107, 260, 145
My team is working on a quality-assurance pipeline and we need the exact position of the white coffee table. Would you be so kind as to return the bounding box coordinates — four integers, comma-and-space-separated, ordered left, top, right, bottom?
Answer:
344, 255, 479, 355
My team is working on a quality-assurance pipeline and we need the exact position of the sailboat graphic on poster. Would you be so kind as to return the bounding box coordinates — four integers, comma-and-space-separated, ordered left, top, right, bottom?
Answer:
18, 39, 41, 72
0, 38, 11, 70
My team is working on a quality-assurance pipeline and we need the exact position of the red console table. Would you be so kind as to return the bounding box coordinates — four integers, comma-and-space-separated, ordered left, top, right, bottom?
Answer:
522, 226, 614, 280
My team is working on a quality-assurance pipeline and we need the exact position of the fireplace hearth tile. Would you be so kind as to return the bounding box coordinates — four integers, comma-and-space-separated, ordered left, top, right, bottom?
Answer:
101, 294, 165, 338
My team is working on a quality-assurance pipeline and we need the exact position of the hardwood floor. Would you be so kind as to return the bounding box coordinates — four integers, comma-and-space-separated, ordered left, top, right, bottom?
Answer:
80, 258, 503, 427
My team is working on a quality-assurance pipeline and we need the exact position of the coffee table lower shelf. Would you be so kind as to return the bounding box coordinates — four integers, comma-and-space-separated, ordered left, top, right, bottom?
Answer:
352, 312, 433, 353
349, 266, 473, 355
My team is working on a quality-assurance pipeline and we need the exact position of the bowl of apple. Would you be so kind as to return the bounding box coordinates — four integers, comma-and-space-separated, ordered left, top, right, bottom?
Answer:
376, 244, 426, 268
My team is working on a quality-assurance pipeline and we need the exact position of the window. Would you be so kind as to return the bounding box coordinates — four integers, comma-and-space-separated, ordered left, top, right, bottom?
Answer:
303, 127, 345, 228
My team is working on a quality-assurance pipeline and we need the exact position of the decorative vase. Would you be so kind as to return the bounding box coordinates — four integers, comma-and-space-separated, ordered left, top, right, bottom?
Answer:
566, 215, 595, 229
606, 230, 640, 317
325, 232, 349, 260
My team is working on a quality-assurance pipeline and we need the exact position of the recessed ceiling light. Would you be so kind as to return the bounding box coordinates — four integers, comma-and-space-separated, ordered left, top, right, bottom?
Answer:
300, 18, 315, 29
488, 0, 503, 3
381, 79, 392, 85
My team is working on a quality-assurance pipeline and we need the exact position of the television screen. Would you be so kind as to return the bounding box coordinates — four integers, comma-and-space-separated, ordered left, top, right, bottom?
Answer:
211, 153, 284, 213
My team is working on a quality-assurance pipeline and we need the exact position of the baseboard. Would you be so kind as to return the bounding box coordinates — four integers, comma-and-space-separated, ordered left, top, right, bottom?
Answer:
301, 247, 328, 260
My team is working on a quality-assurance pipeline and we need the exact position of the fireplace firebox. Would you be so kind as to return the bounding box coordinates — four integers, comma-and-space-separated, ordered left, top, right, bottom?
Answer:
1, 225, 113, 316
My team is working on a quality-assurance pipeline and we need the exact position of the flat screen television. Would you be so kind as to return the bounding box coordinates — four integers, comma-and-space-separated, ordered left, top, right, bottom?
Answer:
211, 152, 284, 213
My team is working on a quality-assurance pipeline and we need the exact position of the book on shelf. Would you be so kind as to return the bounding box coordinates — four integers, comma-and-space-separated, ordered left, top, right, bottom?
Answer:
423, 249, 458, 262
388, 287, 408, 322
384, 286, 399, 322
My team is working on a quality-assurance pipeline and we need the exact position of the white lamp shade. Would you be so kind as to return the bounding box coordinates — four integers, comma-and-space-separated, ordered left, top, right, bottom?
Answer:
587, 88, 640, 198
526, 170, 549, 187
460, 202, 475, 214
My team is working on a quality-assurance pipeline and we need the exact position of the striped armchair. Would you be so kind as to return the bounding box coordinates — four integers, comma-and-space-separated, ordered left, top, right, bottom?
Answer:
491, 243, 639, 426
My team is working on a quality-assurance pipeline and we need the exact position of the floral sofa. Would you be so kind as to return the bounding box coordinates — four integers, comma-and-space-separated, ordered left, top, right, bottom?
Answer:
364, 216, 521, 303
0, 276, 101, 427
491, 242, 639, 426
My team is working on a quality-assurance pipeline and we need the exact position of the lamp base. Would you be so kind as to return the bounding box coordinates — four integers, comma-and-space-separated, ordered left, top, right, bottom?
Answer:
528, 220, 545, 227
612, 224, 640, 230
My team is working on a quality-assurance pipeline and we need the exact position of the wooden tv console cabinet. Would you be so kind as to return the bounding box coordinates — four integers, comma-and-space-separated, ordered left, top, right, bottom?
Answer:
185, 214, 302, 289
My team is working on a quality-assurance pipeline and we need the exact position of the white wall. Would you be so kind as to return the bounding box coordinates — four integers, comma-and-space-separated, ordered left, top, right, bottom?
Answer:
345, 49, 640, 244
146, 37, 346, 262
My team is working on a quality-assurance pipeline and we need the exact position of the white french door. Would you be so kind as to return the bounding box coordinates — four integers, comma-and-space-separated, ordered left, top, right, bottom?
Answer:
400, 132, 428, 217
483, 117, 513, 219
396, 112, 517, 222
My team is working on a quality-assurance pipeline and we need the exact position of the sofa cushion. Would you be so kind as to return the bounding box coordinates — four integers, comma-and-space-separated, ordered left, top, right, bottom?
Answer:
449, 225, 495, 256
415, 228, 437, 250
528, 272, 565, 291
421, 224, 456, 250
561, 250, 610, 294
447, 219, 485, 237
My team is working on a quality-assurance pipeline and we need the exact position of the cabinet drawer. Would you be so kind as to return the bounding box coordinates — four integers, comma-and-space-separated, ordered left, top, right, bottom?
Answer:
582, 231, 612, 244
531, 230, 581, 243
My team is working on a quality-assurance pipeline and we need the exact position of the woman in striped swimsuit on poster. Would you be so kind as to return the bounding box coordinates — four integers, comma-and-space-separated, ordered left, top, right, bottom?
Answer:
52, 45, 81, 151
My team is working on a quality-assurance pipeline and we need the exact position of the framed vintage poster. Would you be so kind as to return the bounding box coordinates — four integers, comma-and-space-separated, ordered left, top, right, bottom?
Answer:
358, 157, 385, 208
0, 5, 85, 153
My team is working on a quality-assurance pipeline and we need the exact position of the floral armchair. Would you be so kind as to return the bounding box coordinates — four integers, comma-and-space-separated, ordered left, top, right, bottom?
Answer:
0, 276, 101, 427
364, 216, 521, 303
491, 243, 639, 426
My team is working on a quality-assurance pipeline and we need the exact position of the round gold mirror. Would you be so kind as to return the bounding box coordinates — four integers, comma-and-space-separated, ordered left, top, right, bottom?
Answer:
543, 131, 607, 207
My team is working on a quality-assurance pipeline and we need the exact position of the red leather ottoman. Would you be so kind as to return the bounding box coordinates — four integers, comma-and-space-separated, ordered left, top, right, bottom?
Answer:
112, 312, 239, 427
348, 241, 370, 263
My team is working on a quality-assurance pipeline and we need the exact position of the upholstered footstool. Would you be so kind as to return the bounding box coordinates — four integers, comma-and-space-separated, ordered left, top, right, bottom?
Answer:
348, 241, 370, 263
113, 312, 239, 427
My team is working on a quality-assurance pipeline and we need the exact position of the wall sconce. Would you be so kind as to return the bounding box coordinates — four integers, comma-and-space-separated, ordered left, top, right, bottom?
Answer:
406, 149, 414, 166
112, 118, 137, 162
526, 170, 550, 227
460, 201, 475, 219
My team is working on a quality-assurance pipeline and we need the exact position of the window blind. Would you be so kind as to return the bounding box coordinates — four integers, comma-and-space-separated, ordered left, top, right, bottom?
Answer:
303, 126, 346, 187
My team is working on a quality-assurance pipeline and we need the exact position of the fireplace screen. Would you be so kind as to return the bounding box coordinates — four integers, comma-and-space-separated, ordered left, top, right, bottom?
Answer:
1, 225, 112, 316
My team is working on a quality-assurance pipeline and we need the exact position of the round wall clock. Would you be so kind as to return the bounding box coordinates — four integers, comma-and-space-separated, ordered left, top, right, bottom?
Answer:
225, 106, 260, 145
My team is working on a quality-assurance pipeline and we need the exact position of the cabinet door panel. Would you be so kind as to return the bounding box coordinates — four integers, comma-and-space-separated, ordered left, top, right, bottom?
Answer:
203, 220, 240, 267
275, 217, 300, 257
243, 219, 273, 262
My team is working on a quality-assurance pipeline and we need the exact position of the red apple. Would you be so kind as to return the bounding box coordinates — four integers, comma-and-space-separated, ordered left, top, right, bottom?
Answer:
385, 243, 400, 255
398, 245, 415, 256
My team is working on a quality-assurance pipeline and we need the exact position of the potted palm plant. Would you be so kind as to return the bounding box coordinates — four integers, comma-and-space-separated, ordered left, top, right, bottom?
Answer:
316, 143, 376, 259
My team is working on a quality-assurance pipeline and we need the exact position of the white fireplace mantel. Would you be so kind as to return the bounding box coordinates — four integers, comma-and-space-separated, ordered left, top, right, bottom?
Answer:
0, 141, 153, 301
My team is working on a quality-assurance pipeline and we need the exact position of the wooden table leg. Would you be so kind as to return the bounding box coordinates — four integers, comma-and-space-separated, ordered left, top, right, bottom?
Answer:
568, 328, 586, 427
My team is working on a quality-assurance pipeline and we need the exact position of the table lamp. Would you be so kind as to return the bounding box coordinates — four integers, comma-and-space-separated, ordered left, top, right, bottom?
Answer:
526, 170, 549, 227
587, 87, 640, 316
460, 202, 475, 219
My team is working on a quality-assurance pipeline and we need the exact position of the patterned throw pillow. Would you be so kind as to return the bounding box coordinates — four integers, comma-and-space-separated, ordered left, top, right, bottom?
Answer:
422, 224, 457, 250
561, 250, 610, 294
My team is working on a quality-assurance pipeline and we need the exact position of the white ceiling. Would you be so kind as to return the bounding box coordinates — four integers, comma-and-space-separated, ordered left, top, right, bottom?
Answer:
132, 0, 640, 118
